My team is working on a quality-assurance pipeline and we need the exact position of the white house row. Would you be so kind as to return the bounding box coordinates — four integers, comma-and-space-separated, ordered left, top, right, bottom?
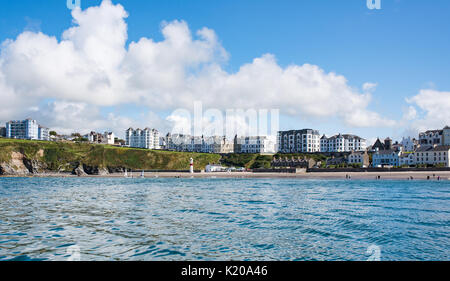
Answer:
277, 129, 367, 153
373, 146, 450, 168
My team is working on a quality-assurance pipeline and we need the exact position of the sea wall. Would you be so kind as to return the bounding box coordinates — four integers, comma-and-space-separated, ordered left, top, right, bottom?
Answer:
307, 167, 450, 173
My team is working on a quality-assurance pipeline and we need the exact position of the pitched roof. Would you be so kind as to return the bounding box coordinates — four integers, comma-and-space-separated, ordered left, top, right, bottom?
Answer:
376, 149, 399, 155
416, 146, 433, 152
421, 129, 443, 135
372, 138, 385, 149
432, 146, 450, 152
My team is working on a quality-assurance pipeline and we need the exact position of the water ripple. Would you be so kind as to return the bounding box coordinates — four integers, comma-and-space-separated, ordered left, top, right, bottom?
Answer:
0, 177, 449, 261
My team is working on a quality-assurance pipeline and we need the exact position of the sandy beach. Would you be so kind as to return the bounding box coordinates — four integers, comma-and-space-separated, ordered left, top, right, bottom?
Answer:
4, 171, 450, 180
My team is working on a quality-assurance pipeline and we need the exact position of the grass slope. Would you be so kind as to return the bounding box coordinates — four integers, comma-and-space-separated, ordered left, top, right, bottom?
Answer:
0, 138, 330, 172
0, 138, 221, 171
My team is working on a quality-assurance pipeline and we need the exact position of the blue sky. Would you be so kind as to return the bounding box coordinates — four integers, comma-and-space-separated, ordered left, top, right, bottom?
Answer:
0, 0, 449, 141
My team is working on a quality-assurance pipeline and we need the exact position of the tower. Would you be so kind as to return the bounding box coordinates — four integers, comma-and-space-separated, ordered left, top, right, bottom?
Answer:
190, 158, 194, 174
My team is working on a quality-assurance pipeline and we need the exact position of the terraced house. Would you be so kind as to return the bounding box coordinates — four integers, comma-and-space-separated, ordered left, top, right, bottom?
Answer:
419, 126, 450, 147
372, 149, 402, 168
163, 134, 234, 154
347, 151, 370, 167
413, 145, 450, 167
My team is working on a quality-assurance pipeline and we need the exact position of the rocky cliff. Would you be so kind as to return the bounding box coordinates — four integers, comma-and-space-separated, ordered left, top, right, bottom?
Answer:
0, 139, 222, 176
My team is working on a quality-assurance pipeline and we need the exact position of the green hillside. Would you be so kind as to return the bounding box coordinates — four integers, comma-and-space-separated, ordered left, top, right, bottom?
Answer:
0, 138, 332, 174
0, 138, 221, 172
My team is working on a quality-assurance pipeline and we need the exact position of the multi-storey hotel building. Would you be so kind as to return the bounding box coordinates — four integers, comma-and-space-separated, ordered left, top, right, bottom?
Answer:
234, 136, 276, 154
5, 119, 49, 141
125, 128, 160, 149
277, 129, 321, 153
320, 134, 366, 152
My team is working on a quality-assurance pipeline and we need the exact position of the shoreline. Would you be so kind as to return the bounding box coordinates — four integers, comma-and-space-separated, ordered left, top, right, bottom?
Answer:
1, 171, 450, 180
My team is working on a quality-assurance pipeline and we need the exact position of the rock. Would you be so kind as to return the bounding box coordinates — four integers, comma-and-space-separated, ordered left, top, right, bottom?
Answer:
82, 164, 98, 175
0, 152, 31, 175
108, 167, 125, 174
98, 168, 109, 176
73, 165, 87, 177
23, 158, 48, 174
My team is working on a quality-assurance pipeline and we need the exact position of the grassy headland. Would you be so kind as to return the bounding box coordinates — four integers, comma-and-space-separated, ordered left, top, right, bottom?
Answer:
0, 138, 332, 174
0, 138, 221, 172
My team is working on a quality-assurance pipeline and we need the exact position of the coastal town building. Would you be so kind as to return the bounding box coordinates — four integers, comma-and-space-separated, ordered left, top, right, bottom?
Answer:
443, 126, 450, 146
371, 138, 393, 152
400, 137, 417, 152
277, 129, 321, 153
85, 131, 115, 145
372, 149, 402, 167
5, 119, 49, 141
0, 126, 6, 137
412, 145, 450, 167
399, 152, 415, 167
347, 151, 370, 167
205, 164, 227, 172
325, 156, 348, 167
164, 134, 191, 151
419, 129, 443, 146
235, 135, 276, 154
320, 134, 366, 152
271, 157, 316, 169
125, 128, 160, 149
163, 134, 234, 153
209, 136, 234, 154
38, 126, 50, 141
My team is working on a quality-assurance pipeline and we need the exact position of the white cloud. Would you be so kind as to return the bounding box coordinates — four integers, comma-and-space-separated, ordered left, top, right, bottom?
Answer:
403, 106, 417, 121
404, 89, 450, 133
0, 0, 396, 136
362, 82, 378, 92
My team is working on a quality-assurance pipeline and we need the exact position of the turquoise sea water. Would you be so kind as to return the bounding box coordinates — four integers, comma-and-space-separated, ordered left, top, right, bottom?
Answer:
0, 177, 448, 261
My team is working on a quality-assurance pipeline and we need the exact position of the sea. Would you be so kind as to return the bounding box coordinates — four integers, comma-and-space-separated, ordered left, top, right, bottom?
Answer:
0, 177, 448, 261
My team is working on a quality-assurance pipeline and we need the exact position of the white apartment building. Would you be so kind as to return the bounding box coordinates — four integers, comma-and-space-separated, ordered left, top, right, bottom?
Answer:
164, 134, 234, 153
6, 119, 49, 141
320, 134, 366, 152
277, 129, 321, 153
166, 134, 194, 152
125, 128, 160, 149
235, 136, 276, 154
38, 126, 50, 141
413, 146, 450, 167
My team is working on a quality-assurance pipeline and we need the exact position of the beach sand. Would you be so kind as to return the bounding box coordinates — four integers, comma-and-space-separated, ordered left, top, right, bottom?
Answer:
6, 171, 450, 180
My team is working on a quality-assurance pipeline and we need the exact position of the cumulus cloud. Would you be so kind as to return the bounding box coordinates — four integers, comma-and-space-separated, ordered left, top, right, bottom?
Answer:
404, 89, 450, 132
0, 0, 396, 136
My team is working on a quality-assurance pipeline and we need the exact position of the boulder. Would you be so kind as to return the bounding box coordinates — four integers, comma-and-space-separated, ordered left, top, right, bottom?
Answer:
0, 152, 31, 175
98, 168, 109, 176
73, 165, 87, 177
